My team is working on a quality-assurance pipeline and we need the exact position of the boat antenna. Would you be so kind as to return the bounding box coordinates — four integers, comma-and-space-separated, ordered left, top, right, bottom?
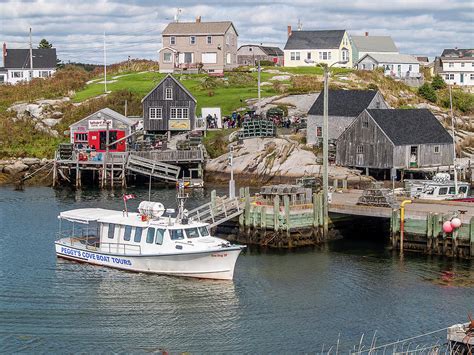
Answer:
449, 85, 458, 196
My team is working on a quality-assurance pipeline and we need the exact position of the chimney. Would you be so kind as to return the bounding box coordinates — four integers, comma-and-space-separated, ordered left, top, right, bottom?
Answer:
196, 16, 201, 23
287, 25, 292, 37
365, 32, 369, 36
2, 42, 6, 67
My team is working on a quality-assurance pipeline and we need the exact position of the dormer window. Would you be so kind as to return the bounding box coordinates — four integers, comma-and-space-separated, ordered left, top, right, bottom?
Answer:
170, 36, 176, 45
165, 87, 173, 100
190, 36, 196, 45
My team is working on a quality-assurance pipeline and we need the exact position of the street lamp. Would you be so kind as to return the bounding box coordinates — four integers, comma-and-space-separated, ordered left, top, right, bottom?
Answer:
305, 59, 348, 236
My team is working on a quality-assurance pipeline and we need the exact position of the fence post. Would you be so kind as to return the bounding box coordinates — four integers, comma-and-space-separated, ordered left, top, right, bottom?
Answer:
273, 195, 280, 232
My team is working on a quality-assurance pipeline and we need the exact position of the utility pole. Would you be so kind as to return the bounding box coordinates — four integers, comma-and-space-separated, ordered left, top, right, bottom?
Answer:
322, 66, 329, 236
257, 60, 261, 113
449, 86, 458, 195
29, 27, 33, 81
124, 100, 128, 117
229, 146, 235, 199
103, 32, 107, 93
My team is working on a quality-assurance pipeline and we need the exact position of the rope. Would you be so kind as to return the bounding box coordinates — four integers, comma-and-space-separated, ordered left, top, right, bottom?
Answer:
354, 327, 450, 353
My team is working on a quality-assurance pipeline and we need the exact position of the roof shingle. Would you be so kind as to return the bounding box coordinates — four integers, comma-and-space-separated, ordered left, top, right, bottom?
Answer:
284, 30, 345, 50
4, 48, 57, 69
367, 109, 453, 145
351, 36, 398, 53
308, 90, 378, 117
162, 21, 235, 36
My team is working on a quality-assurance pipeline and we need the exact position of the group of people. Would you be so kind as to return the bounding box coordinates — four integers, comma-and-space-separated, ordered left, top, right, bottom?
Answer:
205, 114, 219, 129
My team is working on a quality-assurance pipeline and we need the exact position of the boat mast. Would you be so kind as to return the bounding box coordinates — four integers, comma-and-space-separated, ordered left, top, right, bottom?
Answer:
176, 181, 188, 222
449, 86, 458, 195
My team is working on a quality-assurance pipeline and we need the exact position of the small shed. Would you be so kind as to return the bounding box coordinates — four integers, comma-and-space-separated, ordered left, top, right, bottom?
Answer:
306, 90, 388, 146
336, 109, 454, 170
69, 108, 138, 152
141, 74, 196, 134
237, 45, 284, 66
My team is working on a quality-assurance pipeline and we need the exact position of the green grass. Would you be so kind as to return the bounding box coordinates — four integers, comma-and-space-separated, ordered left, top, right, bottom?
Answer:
74, 71, 279, 116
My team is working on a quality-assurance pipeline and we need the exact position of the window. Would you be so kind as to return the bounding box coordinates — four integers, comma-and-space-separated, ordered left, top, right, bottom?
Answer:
107, 224, 115, 239
146, 227, 155, 244
12, 71, 23, 78
448, 187, 456, 195
249, 47, 253, 52
434, 145, 440, 154
290, 52, 300, 61
134, 227, 143, 243
307, 52, 311, 60
202, 52, 217, 64
170, 229, 185, 240
40, 71, 51, 78
170, 107, 189, 120
185, 228, 200, 238
470, 74, 474, 80
0, 75, 4, 83
446, 73, 454, 80
74, 133, 88, 142
408, 65, 412, 71
155, 229, 165, 245
149, 107, 162, 120
319, 52, 331, 60
226, 35, 230, 45
449, 62, 454, 68
397, 65, 402, 72
190, 36, 196, 45
124, 225, 132, 241
362, 118, 369, 128
226, 52, 231, 64
461, 62, 465, 67
459, 186, 468, 194
207, 36, 212, 44
198, 226, 210, 237
438, 187, 448, 195
165, 87, 173, 100
163, 52, 172, 63
356, 145, 364, 154
170, 36, 176, 45
342, 50, 348, 62
316, 126, 322, 137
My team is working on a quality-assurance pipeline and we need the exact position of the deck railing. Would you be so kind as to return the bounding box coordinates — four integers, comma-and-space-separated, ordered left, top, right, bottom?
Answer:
131, 148, 204, 162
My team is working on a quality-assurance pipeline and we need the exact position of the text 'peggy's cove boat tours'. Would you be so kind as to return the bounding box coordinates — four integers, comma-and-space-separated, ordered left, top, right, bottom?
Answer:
55, 191, 246, 280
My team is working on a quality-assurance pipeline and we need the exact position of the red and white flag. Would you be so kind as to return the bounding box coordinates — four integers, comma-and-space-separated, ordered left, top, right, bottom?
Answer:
123, 194, 136, 201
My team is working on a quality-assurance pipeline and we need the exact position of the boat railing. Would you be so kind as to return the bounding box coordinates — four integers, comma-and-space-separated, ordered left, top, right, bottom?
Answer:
100, 242, 142, 255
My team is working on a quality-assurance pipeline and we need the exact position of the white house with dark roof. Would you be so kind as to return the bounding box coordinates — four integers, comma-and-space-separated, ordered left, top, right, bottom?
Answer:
306, 89, 388, 146
336, 109, 454, 170
350, 33, 399, 64
283, 27, 352, 68
1, 43, 57, 84
435, 48, 474, 86
356, 53, 420, 78
158, 17, 238, 74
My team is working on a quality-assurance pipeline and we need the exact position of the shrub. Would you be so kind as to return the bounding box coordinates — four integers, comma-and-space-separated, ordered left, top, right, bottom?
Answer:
431, 75, 446, 90
259, 60, 275, 67
418, 83, 437, 102
438, 89, 474, 113
367, 83, 379, 91
290, 75, 323, 93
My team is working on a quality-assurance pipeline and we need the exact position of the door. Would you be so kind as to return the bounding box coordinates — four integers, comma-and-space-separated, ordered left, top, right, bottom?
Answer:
88, 131, 100, 151
410, 146, 418, 167
184, 52, 193, 64
460, 74, 464, 84
116, 130, 126, 152
99, 131, 118, 151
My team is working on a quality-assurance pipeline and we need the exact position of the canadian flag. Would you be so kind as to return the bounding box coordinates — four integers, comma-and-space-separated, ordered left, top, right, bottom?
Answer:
123, 194, 136, 201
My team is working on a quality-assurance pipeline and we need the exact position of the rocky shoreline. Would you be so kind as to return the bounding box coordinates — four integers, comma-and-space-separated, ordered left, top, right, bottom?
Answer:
0, 158, 53, 186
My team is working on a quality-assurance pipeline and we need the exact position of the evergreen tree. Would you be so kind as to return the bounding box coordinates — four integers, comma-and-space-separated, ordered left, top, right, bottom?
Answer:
431, 74, 446, 90
418, 83, 437, 103
38, 39, 53, 49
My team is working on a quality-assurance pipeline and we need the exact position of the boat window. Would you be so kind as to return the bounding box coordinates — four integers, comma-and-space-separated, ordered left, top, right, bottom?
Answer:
124, 225, 132, 241
170, 229, 185, 240
146, 228, 155, 244
439, 187, 448, 195
155, 229, 165, 245
426, 187, 434, 195
449, 187, 456, 195
108, 224, 115, 239
459, 186, 467, 194
186, 228, 200, 238
134, 227, 143, 243
198, 226, 210, 237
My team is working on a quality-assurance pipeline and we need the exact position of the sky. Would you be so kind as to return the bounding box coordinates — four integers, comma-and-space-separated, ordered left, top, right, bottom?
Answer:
0, 0, 473, 64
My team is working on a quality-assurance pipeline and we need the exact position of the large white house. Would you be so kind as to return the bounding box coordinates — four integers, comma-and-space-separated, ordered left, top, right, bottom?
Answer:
0, 43, 57, 84
436, 48, 474, 86
350, 33, 399, 64
283, 28, 352, 68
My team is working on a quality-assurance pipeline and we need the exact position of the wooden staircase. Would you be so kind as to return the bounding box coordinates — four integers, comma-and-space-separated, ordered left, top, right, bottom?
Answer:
187, 196, 244, 228
127, 154, 180, 182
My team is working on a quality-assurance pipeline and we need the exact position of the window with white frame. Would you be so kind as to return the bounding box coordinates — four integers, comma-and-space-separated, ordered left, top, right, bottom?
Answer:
461, 62, 465, 67
75, 133, 88, 142
342, 50, 348, 62
39, 71, 51, 78
433, 145, 440, 154
356, 145, 364, 154
446, 73, 454, 80
149, 107, 162, 120
207, 36, 212, 44
190, 36, 196, 45
165, 87, 173, 100
170, 36, 176, 45
448, 62, 454, 68
290, 52, 300, 61
163, 52, 172, 63
12, 71, 23, 78
319, 52, 331, 60
307, 52, 311, 60
170, 107, 189, 120
470, 74, 474, 80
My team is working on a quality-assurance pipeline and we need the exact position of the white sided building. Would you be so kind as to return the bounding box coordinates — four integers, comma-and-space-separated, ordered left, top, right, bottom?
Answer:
356, 53, 420, 78
436, 48, 474, 86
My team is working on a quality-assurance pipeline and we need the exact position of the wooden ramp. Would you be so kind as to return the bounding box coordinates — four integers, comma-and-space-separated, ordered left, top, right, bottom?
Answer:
127, 154, 180, 182
188, 197, 244, 228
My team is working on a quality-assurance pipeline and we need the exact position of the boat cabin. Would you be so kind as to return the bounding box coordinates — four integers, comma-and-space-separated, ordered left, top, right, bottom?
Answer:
58, 208, 213, 255
69, 108, 139, 153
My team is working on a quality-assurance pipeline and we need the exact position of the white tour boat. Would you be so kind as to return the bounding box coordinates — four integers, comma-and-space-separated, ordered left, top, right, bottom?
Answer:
55, 191, 246, 280
406, 173, 471, 201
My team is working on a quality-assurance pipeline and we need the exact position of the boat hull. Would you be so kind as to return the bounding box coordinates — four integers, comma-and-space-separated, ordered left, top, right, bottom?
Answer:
55, 241, 244, 280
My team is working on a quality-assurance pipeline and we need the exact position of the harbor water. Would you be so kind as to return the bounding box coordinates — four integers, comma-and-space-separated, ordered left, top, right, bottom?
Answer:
0, 186, 472, 353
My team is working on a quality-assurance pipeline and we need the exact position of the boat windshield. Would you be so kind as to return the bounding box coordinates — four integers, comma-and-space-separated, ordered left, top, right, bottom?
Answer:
170, 229, 185, 240
198, 226, 210, 237
185, 228, 200, 238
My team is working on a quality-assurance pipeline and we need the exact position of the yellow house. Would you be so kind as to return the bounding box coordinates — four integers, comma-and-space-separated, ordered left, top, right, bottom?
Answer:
283, 28, 352, 68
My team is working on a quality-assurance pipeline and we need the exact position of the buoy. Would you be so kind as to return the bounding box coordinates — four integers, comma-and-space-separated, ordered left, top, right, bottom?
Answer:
450, 217, 462, 229
442, 221, 453, 233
